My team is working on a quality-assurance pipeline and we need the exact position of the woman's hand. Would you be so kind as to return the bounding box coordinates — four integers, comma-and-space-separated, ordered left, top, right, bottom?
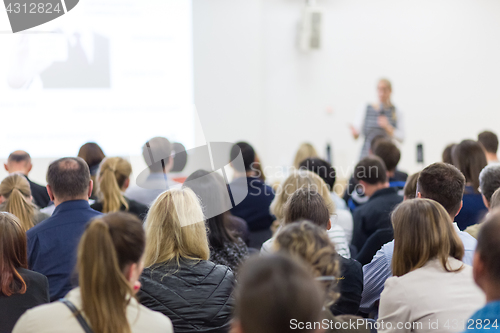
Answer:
349, 124, 360, 140
378, 115, 394, 136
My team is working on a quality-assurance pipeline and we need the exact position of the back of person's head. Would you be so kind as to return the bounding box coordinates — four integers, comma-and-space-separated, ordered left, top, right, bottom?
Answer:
0, 174, 35, 231
171, 142, 188, 173
230, 142, 256, 172
478, 131, 499, 154
144, 187, 209, 267
46, 157, 91, 202
490, 188, 500, 210
78, 212, 145, 333
372, 139, 401, 173
274, 221, 339, 305
403, 171, 420, 200
293, 143, 318, 169
391, 199, 464, 277
183, 169, 235, 249
354, 156, 388, 185
271, 170, 334, 221
5, 151, 32, 174
417, 162, 465, 217
442, 144, 456, 164
298, 158, 336, 191
234, 254, 324, 333
97, 157, 132, 213
77, 142, 105, 172
0, 213, 28, 297
479, 164, 500, 206
370, 134, 388, 153
142, 137, 172, 173
283, 187, 330, 229
451, 140, 487, 194
475, 209, 500, 290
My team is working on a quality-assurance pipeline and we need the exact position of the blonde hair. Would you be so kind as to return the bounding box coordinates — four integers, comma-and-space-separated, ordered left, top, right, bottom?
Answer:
490, 188, 500, 210
271, 170, 334, 222
0, 174, 36, 231
293, 143, 318, 169
273, 221, 339, 305
78, 212, 145, 333
97, 157, 132, 213
143, 188, 210, 267
391, 199, 464, 277
379, 78, 392, 91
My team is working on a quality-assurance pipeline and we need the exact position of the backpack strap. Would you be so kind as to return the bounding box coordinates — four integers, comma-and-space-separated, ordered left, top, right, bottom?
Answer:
60, 298, 94, 333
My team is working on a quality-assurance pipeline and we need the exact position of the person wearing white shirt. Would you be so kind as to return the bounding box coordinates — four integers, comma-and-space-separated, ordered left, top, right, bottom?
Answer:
378, 199, 484, 333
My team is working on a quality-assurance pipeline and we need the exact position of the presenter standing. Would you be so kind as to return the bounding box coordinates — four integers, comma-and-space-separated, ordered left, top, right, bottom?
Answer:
350, 79, 405, 160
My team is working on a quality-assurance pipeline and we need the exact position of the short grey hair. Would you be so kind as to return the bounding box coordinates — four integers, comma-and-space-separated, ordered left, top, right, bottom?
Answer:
479, 163, 500, 203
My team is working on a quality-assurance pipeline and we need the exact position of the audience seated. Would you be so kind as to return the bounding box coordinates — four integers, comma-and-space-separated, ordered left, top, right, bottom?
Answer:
293, 142, 319, 169
274, 218, 364, 317
378, 199, 485, 332
463, 209, 500, 332
0, 213, 49, 333
478, 130, 499, 164
90, 157, 148, 220
452, 139, 488, 229
372, 138, 408, 191
4, 151, 50, 208
402, 171, 420, 200
77, 142, 105, 199
13, 212, 172, 333
361, 162, 478, 314
442, 143, 456, 164
26, 157, 101, 301
464, 164, 500, 238
263, 170, 350, 258
232, 254, 324, 333
351, 156, 402, 252
138, 188, 235, 333
228, 142, 275, 249
183, 169, 249, 272
0, 174, 48, 231
125, 137, 179, 206
299, 158, 354, 243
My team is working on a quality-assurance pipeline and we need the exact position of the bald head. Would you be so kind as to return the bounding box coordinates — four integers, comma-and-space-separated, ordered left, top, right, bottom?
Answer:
4, 150, 32, 175
46, 157, 91, 203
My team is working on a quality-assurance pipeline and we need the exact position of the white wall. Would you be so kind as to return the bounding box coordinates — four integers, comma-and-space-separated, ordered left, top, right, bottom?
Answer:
193, 0, 500, 183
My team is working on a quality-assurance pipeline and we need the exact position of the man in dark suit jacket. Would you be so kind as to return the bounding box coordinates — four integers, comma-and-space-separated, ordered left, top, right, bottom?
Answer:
26, 157, 101, 301
351, 156, 403, 252
4, 150, 51, 208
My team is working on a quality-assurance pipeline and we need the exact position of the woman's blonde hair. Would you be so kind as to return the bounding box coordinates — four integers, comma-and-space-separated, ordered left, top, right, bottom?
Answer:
293, 143, 318, 169
0, 174, 36, 231
78, 212, 145, 333
273, 221, 339, 305
391, 199, 464, 277
143, 188, 210, 267
271, 170, 334, 222
97, 157, 132, 213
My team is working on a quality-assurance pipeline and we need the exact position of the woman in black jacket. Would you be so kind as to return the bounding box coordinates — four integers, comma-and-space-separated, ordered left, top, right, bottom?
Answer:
0, 212, 49, 332
138, 187, 235, 333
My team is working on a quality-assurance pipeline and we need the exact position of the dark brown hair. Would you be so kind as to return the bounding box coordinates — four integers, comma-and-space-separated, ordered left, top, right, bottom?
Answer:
354, 156, 387, 184
78, 212, 145, 333
234, 254, 323, 333
476, 209, 500, 284
391, 199, 464, 277
78, 142, 106, 169
0, 213, 28, 296
442, 144, 456, 164
283, 187, 330, 229
46, 157, 91, 200
372, 139, 401, 172
298, 158, 336, 191
451, 140, 487, 194
403, 172, 420, 200
417, 162, 465, 217
478, 131, 499, 154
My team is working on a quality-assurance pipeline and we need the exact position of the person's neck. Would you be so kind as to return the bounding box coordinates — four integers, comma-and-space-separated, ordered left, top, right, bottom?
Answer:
486, 152, 499, 164
8, 168, 28, 176
366, 182, 389, 197
483, 283, 500, 304
53, 196, 89, 207
233, 170, 256, 179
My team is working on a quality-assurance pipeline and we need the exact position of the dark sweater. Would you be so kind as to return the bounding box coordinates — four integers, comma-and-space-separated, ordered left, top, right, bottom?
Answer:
351, 187, 402, 251
0, 268, 49, 333
331, 256, 364, 316
91, 197, 149, 221
455, 186, 488, 230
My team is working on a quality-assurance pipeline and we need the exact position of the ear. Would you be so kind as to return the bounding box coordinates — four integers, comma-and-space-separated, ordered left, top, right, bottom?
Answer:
417, 192, 422, 198
27, 162, 32, 173
46, 185, 55, 202
454, 200, 463, 217
122, 178, 130, 191
230, 319, 245, 333
0, 196, 5, 204
327, 219, 332, 231
87, 180, 93, 199
163, 156, 174, 173
473, 252, 485, 289
4, 164, 8, 172
482, 194, 490, 210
